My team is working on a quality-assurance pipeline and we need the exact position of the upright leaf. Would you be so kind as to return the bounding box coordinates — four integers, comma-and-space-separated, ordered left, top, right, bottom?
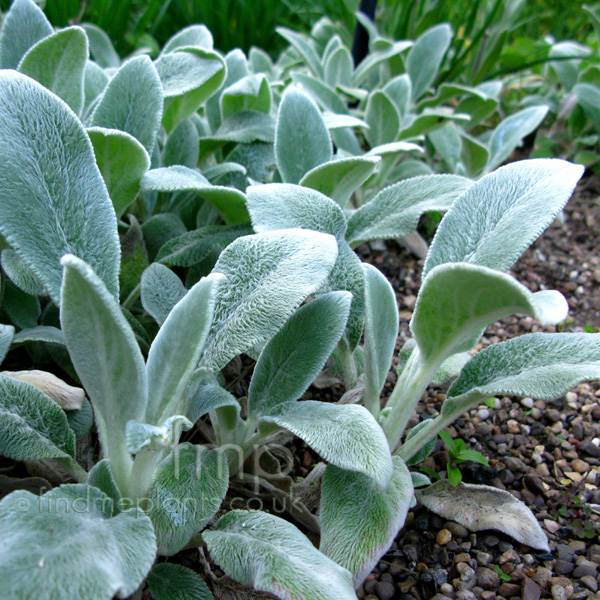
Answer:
275, 87, 333, 184
346, 175, 473, 247
249, 292, 351, 417
320, 457, 413, 586
87, 127, 151, 217
60, 256, 147, 493
362, 264, 398, 415
299, 156, 380, 207
81, 23, 120, 68
0, 485, 157, 600
91, 55, 163, 155
485, 106, 548, 172
0, 71, 120, 303
424, 159, 584, 277
18, 26, 88, 115
407, 24, 452, 100
204, 511, 356, 600
0, 0, 52, 70
161, 25, 213, 54
1, 249, 45, 296
221, 73, 271, 119
365, 91, 400, 147
247, 184, 347, 241
0, 325, 14, 365
148, 444, 228, 556
146, 274, 224, 424
411, 263, 568, 364
276, 27, 324, 78
200, 230, 339, 372
140, 263, 187, 327
163, 119, 200, 168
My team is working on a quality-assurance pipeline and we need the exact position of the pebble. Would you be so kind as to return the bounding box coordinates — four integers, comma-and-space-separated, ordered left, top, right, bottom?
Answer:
476, 551, 492, 567
579, 576, 598, 593
456, 592, 476, 600
475, 567, 498, 590
571, 458, 590, 473
498, 582, 521, 597
445, 522, 469, 538
554, 559, 574, 576
522, 577, 541, 600
437, 529, 452, 545
375, 581, 395, 600
551, 585, 568, 600
477, 408, 490, 420
484, 535, 499, 547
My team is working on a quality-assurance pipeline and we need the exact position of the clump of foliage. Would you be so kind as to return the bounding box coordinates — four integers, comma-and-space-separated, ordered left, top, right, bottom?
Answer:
0, 1, 598, 600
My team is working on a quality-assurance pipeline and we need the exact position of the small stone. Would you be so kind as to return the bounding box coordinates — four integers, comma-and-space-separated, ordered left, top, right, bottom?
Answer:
478, 408, 490, 420
476, 567, 498, 590
364, 579, 377, 594
507, 419, 521, 434
455, 553, 471, 563
556, 544, 575, 562
499, 549, 520, 565
375, 581, 395, 600
521, 397, 534, 409
481, 592, 495, 600
551, 585, 568, 600
440, 583, 454, 595
476, 551, 492, 566
522, 577, 541, 600
445, 522, 469, 538
532, 567, 551, 588
456, 592, 477, 600
579, 576, 597, 593
499, 582, 521, 597
569, 540, 587, 554
437, 529, 452, 545
571, 458, 590, 473
544, 519, 561, 533
554, 559, 574, 575
484, 534, 499, 547
431, 595, 452, 600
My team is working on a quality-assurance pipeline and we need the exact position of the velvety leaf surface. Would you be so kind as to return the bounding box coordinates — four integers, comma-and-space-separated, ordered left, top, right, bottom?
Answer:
0, 71, 120, 303
18, 26, 88, 115
424, 159, 584, 276
199, 230, 339, 372
0, 484, 157, 600
0, 373, 75, 460
148, 443, 228, 555
320, 457, 413, 586
141, 263, 188, 326
204, 510, 356, 600
148, 563, 214, 600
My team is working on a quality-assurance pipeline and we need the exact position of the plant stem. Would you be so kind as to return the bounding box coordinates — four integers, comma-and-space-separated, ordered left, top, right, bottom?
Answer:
338, 338, 358, 390
122, 282, 141, 311
130, 448, 164, 502
380, 348, 437, 451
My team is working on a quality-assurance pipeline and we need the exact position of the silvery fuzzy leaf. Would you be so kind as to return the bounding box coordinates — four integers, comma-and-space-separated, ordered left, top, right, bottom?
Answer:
275, 86, 333, 184
0, 71, 120, 304
200, 229, 339, 372
324, 45, 353, 88
0, 373, 75, 460
125, 415, 192, 453
445, 332, 600, 418
163, 118, 200, 168
146, 273, 224, 424
141, 263, 187, 326
291, 72, 349, 115
248, 292, 351, 417
87, 127, 151, 217
0, 484, 157, 600
0, 325, 14, 365
156, 224, 252, 268
148, 563, 214, 600
346, 174, 473, 247
1, 248, 46, 296
148, 443, 228, 556
0, 0, 52, 69
204, 510, 356, 600
362, 264, 398, 414
247, 183, 347, 241
2, 280, 40, 329
91, 55, 163, 155
87, 459, 122, 511
398, 109, 470, 140
485, 106, 549, 172
383, 74, 412, 118
161, 24, 214, 54
320, 457, 413, 586
60, 256, 147, 491
141, 166, 249, 225
221, 73, 271, 120
261, 400, 392, 487
428, 122, 462, 173
83, 60, 109, 115
156, 47, 226, 133
424, 159, 584, 277
407, 24, 452, 100
411, 262, 568, 364
18, 26, 88, 115
365, 90, 400, 147
81, 23, 120, 68
186, 375, 239, 423
364, 141, 423, 158
459, 131, 489, 177
299, 156, 380, 207
67, 397, 94, 440
417, 480, 550, 551
352, 41, 413, 87
142, 213, 187, 262
276, 26, 324, 78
